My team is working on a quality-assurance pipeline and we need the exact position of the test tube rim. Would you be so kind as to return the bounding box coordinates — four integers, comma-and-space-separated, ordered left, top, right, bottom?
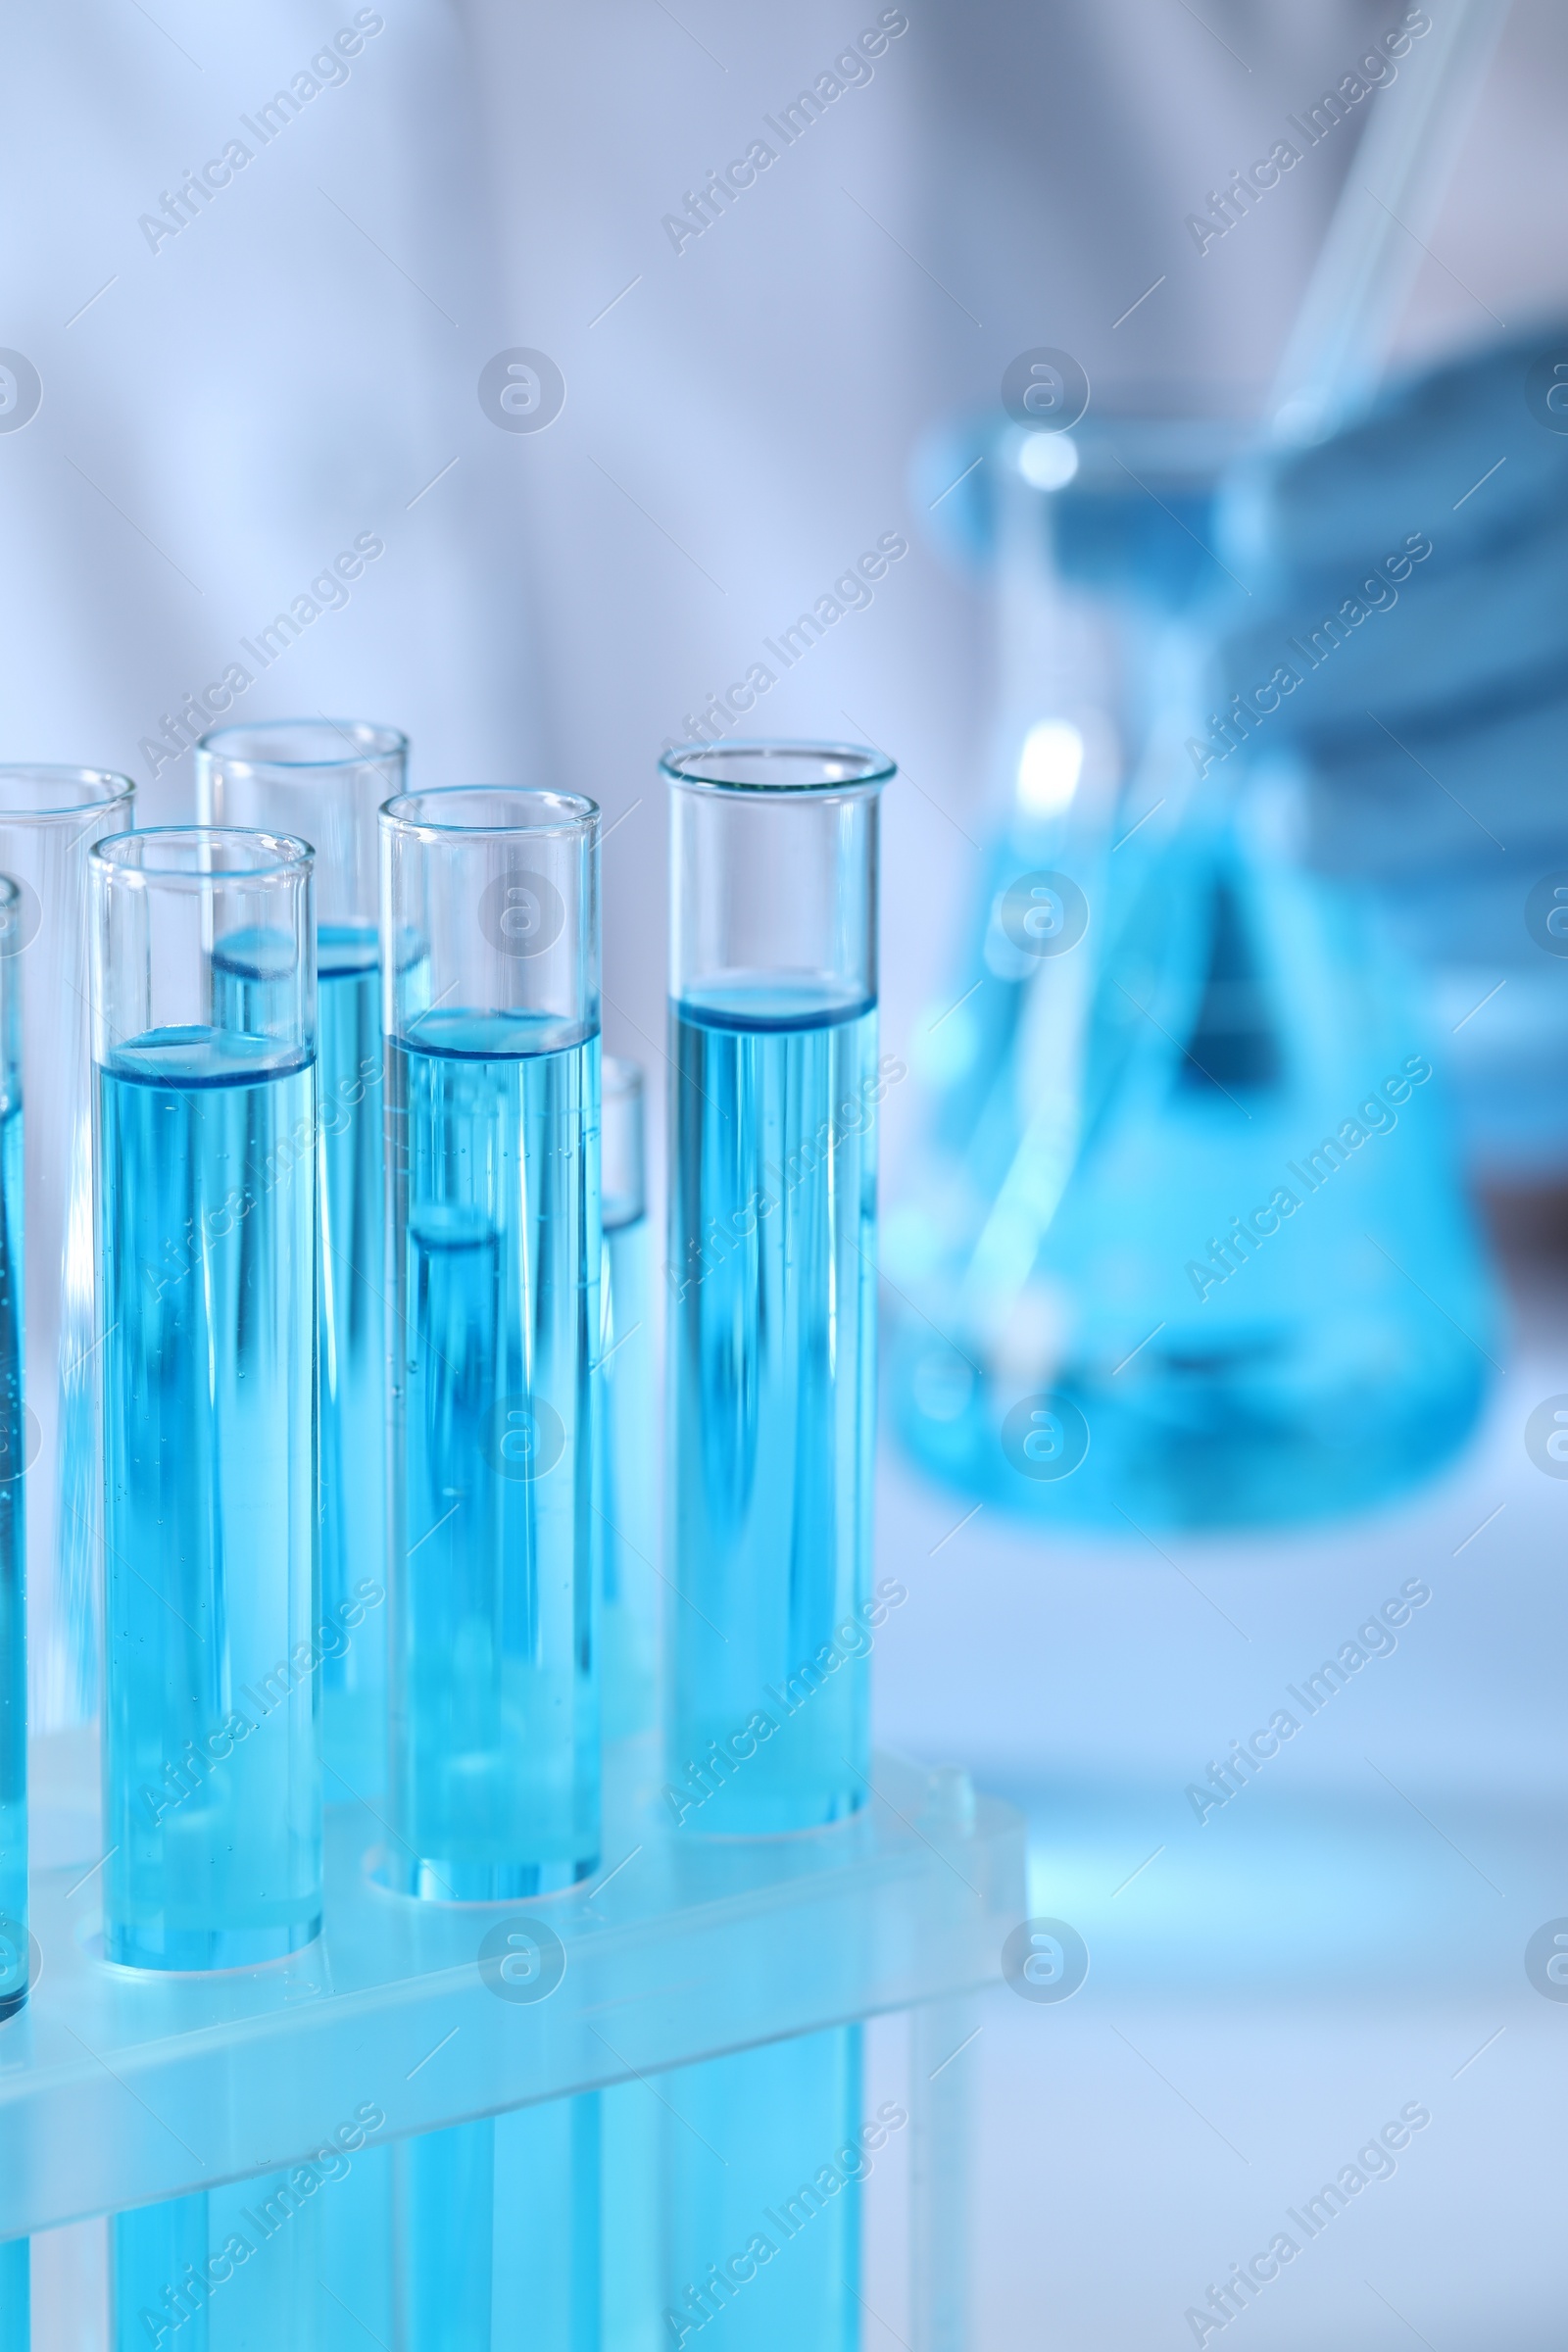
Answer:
90, 824, 316, 891
660, 739, 894, 796
379, 785, 600, 840
195, 716, 408, 772
0, 765, 135, 821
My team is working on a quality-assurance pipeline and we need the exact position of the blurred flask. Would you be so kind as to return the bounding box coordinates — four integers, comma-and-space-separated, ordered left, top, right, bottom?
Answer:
889, 419, 1496, 1529
599, 1056, 658, 1745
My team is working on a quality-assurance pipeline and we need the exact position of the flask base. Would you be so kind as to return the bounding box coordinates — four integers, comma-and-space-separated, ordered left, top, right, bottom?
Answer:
893, 1332, 1490, 1533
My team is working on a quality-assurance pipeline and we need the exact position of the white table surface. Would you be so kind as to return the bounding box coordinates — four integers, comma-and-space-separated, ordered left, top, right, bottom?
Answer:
866, 1229, 1567, 2347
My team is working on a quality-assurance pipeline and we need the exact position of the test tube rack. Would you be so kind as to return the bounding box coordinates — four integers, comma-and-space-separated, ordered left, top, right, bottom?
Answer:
4, 1733, 1024, 2237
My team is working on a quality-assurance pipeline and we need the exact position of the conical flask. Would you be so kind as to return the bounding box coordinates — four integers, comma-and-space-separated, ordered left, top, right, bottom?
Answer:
890, 423, 1497, 1530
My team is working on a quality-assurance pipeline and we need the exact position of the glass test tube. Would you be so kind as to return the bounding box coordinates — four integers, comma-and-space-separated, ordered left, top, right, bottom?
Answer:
113, 2192, 209, 2352
91, 828, 320, 1968
382, 788, 602, 1897
0, 881, 24, 2021
663, 743, 892, 1833
599, 1056, 659, 1744
197, 719, 406, 1794
1, 2234, 26, 2347
0, 767, 134, 1734
391, 2098, 602, 2352
660, 2029, 864, 2352
112, 2167, 326, 2352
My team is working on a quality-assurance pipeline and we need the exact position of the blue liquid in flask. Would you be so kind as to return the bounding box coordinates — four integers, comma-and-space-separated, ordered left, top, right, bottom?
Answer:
667, 982, 877, 1832
99, 1024, 320, 1969
387, 1010, 600, 1898
892, 807, 1495, 1529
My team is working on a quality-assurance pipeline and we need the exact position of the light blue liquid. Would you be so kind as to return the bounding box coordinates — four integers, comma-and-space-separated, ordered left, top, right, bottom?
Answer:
394, 2120, 493, 2352
212, 2168, 323, 2350
388, 1012, 600, 1898
99, 1029, 320, 1969
659, 2030, 862, 2352
599, 1207, 658, 1743
603, 2081, 661, 2349
114, 2193, 209, 2352
0, 2236, 25, 2348
494, 2096, 601, 2351
317, 938, 387, 1792
113, 2168, 330, 2349
0, 1090, 24, 2019
216, 924, 387, 1791
321, 2140, 392, 2351
667, 985, 877, 1834
390, 2100, 600, 2352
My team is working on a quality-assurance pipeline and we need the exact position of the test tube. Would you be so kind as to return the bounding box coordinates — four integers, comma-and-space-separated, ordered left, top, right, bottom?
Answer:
112, 2193, 209, 2352
0, 880, 24, 2021
393, 2118, 493, 2351
1, 2236, 26, 2347
392, 2098, 602, 2352
91, 828, 320, 1968
599, 1056, 658, 1744
112, 2169, 325, 2351
660, 2029, 864, 2351
381, 787, 601, 1897
663, 742, 892, 1833
0, 766, 134, 1733
196, 719, 406, 1793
